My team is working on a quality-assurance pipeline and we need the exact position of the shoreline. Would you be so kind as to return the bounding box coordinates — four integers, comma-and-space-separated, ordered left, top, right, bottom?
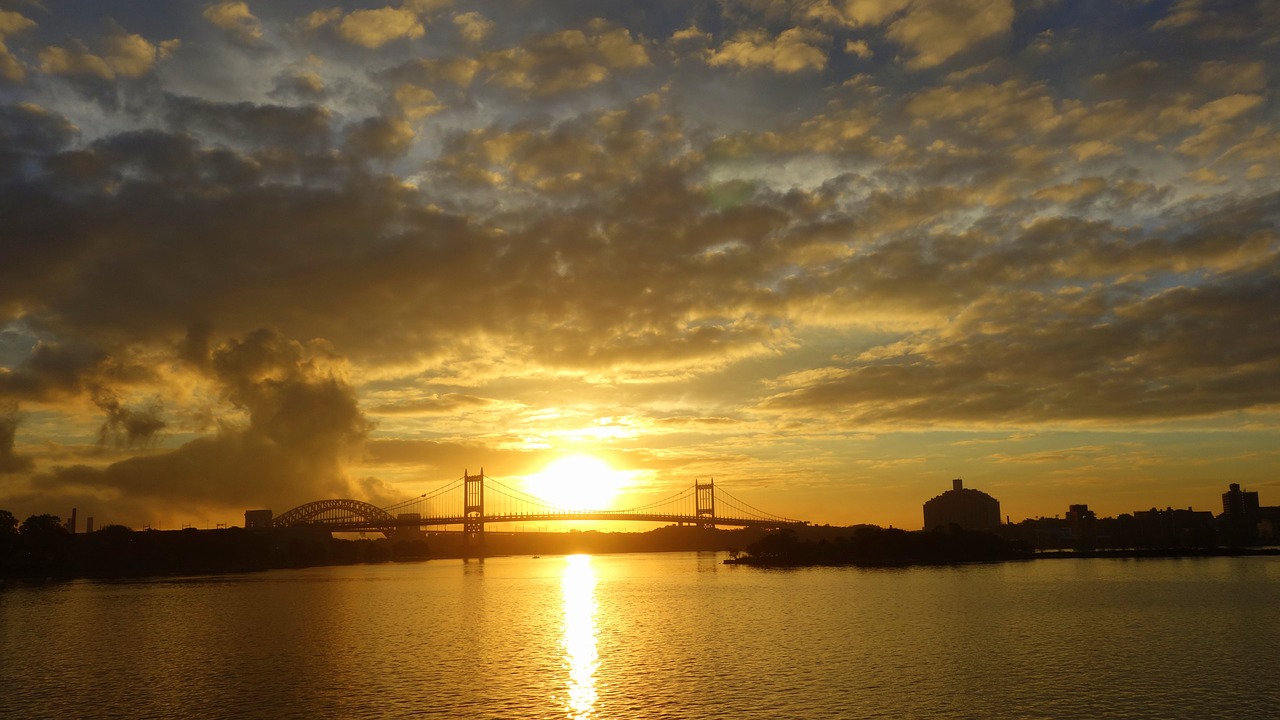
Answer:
724, 545, 1280, 568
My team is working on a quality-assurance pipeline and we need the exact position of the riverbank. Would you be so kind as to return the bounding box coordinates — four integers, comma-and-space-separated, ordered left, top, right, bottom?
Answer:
0, 523, 771, 581
721, 526, 1280, 568
1032, 547, 1280, 559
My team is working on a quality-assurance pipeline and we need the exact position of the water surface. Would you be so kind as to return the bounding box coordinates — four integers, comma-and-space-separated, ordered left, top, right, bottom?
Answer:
3, 553, 1279, 718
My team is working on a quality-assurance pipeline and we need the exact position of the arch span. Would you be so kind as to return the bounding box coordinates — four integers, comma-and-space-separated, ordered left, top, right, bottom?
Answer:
274, 499, 398, 534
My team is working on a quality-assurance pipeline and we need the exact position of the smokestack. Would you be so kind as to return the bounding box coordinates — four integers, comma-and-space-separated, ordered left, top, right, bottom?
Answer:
86, 517, 94, 533
67, 507, 77, 533
952, 478, 963, 492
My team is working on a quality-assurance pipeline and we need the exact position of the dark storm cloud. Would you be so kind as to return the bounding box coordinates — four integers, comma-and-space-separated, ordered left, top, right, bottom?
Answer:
92, 389, 165, 449
30, 328, 371, 509
0, 127, 475, 356
0, 341, 109, 401
164, 95, 333, 154
0, 109, 798, 370
0, 406, 33, 474
0, 102, 78, 176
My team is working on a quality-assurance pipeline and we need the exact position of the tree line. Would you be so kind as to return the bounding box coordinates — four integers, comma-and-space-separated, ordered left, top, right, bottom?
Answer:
0, 510, 430, 579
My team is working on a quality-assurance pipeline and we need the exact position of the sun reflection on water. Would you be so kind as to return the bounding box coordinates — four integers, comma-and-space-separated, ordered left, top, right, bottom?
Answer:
561, 554, 599, 719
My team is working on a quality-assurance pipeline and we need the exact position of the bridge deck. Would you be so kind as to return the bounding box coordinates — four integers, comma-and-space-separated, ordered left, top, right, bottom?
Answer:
304, 513, 804, 532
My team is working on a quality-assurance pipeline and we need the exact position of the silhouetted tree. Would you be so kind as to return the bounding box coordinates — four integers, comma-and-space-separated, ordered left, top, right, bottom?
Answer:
0, 509, 17, 564
20, 513, 65, 537
17, 513, 72, 572
746, 529, 807, 563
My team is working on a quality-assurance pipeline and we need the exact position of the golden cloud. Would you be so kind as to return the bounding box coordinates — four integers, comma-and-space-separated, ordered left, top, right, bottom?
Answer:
335, 6, 425, 48
37, 30, 170, 80
202, 1, 263, 44
453, 11, 493, 44
887, 0, 1013, 70
707, 28, 830, 73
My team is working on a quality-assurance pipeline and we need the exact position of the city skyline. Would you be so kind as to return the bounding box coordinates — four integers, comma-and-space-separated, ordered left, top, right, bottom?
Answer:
2, 1, 1279, 531
8, 474, 1269, 536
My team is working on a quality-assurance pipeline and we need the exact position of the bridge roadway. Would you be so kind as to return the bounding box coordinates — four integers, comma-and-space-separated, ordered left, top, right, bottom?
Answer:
304, 512, 805, 533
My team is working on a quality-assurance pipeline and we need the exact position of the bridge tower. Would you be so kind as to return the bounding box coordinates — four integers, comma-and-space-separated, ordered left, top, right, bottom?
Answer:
696, 478, 716, 530
463, 468, 485, 551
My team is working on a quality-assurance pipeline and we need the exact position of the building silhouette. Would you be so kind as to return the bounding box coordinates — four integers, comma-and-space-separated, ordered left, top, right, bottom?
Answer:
1133, 507, 1216, 548
1065, 504, 1098, 550
923, 478, 1001, 531
1221, 483, 1260, 544
244, 509, 273, 529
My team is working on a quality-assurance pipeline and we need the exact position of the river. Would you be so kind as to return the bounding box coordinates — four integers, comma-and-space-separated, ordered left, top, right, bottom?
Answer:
3, 553, 1279, 719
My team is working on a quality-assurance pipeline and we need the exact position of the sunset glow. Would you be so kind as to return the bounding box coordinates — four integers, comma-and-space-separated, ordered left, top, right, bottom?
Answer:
0, 1, 1278, 531
525, 456, 631, 512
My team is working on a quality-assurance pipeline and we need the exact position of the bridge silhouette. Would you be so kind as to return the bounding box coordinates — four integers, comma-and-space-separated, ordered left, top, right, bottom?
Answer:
272, 469, 805, 544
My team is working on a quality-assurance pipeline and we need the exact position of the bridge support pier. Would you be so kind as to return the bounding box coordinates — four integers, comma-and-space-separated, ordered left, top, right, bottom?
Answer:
463, 468, 485, 554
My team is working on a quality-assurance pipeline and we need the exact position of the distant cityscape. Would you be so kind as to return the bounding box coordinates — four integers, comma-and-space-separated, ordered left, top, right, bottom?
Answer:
923, 479, 1280, 550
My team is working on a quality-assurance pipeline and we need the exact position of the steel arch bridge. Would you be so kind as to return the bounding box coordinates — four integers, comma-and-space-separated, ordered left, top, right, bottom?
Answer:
273, 499, 399, 535
272, 468, 806, 542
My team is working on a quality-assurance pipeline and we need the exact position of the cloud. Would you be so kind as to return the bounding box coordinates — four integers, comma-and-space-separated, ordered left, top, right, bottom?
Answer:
756, 194, 1280, 427
336, 6, 426, 48
0, 10, 35, 36
0, 341, 110, 402
775, 0, 1013, 69
271, 69, 327, 100
391, 83, 443, 119
379, 55, 483, 89
299, 8, 344, 33
453, 11, 493, 44
202, 1, 264, 45
844, 40, 873, 58
164, 95, 333, 153
1071, 140, 1122, 162
707, 28, 830, 73
0, 103, 79, 176
0, 406, 34, 474
344, 115, 416, 161
1155, 0, 1280, 42
0, 9, 36, 83
670, 25, 712, 45
886, 0, 1013, 69
433, 93, 675, 192
325, 16, 649, 97
27, 328, 372, 511
368, 393, 494, 415
905, 80, 1062, 140
482, 22, 650, 96
93, 390, 166, 449
1193, 60, 1267, 94
835, 0, 913, 26
38, 42, 115, 80
38, 28, 172, 80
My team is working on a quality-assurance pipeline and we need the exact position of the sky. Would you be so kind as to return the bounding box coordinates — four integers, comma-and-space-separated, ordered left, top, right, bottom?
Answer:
0, 0, 1278, 531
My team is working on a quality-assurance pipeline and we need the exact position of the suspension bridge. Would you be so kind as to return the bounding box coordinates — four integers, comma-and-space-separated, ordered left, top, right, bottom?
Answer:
268, 469, 805, 543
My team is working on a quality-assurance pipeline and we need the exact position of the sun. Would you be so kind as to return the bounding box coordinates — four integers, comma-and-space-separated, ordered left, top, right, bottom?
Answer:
524, 455, 629, 511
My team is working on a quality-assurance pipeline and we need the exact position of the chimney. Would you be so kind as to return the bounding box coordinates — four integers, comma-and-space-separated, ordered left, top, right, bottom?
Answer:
952, 478, 963, 492
67, 507, 77, 533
